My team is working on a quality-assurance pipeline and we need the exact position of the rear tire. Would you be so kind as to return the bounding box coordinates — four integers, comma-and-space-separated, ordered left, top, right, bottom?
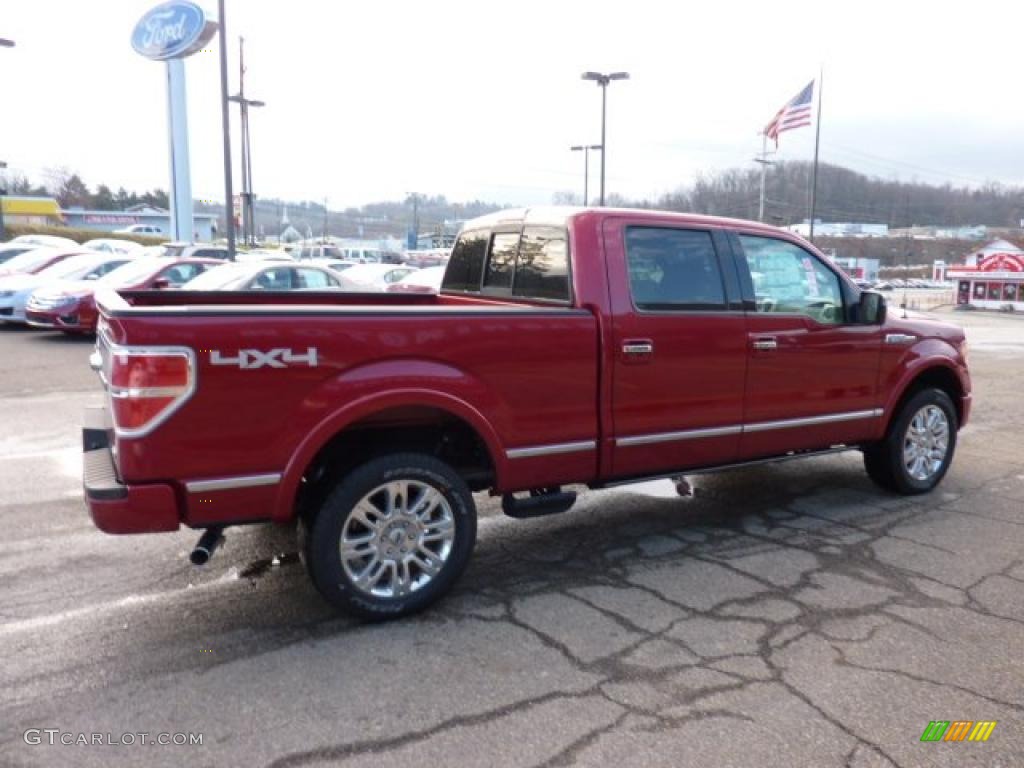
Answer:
302, 453, 476, 620
863, 388, 957, 495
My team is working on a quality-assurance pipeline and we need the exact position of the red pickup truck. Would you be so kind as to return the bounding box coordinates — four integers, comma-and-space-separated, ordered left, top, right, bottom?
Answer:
83, 207, 971, 619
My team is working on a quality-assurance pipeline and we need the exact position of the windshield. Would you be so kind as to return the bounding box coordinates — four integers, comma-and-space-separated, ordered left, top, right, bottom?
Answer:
36, 254, 111, 279
98, 258, 166, 287
0, 250, 63, 273
182, 263, 251, 289
0, 246, 33, 262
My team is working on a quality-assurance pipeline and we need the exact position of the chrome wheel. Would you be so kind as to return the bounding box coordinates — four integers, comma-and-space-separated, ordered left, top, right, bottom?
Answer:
339, 480, 455, 599
902, 405, 949, 482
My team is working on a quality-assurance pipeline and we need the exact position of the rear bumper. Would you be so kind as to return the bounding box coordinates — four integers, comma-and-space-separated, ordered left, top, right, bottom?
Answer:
83, 411, 180, 534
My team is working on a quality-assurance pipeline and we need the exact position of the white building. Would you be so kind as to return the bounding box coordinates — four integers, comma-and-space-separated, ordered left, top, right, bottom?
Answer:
946, 240, 1024, 311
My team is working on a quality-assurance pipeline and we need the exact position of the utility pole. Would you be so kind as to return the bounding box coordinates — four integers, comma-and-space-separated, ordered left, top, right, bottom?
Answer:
409, 193, 421, 249
0, 40, 12, 240
228, 37, 265, 247
238, 37, 249, 245
754, 133, 774, 222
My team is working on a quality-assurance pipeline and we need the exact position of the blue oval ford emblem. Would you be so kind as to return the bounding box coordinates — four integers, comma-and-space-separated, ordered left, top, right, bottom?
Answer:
131, 1, 215, 61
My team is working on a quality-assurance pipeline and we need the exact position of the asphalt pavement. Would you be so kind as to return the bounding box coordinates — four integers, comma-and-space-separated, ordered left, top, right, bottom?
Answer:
1, 310, 1022, 768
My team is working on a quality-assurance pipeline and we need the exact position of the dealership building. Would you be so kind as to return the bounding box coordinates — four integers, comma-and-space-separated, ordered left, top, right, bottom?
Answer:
945, 239, 1024, 310
61, 205, 217, 241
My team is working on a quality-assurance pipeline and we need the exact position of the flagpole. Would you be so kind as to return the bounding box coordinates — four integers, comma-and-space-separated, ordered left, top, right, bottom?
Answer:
808, 66, 823, 242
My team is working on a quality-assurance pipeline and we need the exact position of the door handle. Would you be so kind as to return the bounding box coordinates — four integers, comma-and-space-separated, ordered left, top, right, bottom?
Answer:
752, 337, 777, 351
622, 341, 654, 356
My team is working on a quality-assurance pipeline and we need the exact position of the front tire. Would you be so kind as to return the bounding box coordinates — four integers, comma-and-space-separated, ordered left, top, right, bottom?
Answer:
863, 388, 958, 495
303, 453, 477, 620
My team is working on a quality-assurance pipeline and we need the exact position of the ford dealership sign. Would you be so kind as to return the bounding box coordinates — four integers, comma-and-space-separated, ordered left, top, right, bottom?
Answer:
131, 1, 216, 61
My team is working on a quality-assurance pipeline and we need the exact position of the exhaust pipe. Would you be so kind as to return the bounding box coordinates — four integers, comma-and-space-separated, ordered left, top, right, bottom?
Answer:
190, 527, 225, 566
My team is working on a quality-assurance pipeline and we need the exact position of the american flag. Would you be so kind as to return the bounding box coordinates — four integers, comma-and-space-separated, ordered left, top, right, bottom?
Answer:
764, 80, 814, 145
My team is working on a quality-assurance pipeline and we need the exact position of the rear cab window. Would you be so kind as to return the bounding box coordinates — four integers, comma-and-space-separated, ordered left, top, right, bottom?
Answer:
442, 226, 571, 304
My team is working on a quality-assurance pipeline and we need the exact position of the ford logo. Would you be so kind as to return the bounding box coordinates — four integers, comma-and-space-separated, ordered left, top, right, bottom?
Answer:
131, 1, 217, 61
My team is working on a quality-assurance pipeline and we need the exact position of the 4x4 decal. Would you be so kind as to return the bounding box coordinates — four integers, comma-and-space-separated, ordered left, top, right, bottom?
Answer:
209, 348, 318, 369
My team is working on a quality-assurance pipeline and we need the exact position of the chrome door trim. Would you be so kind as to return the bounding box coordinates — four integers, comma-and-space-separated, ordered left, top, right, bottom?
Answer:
185, 472, 282, 493
506, 440, 596, 460
741, 408, 884, 433
616, 425, 742, 447
615, 409, 883, 447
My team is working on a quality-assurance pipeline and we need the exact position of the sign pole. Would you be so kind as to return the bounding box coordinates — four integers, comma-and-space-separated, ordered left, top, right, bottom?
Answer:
165, 58, 194, 242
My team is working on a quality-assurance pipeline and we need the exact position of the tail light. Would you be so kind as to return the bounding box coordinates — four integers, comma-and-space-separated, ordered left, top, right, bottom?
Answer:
102, 343, 195, 437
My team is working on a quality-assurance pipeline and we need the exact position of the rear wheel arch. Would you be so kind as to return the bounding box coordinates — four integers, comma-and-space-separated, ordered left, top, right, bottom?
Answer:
276, 394, 502, 523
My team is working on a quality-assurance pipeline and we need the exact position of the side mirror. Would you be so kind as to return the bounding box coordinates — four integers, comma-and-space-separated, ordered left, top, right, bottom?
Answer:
151, 277, 171, 290
859, 291, 886, 325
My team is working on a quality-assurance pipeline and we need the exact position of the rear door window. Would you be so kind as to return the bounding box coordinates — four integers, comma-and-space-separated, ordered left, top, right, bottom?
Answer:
625, 227, 727, 310
296, 268, 336, 288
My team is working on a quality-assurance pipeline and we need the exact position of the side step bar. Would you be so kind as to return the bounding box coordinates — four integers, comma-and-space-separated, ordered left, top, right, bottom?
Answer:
502, 489, 577, 519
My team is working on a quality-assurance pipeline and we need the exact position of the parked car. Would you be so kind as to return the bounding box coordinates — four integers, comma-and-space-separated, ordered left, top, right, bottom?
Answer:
26, 256, 220, 334
114, 224, 163, 235
0, 252, 134, 323
386, 265, 446, 294
161, 243, 230, 261
0, 242, 45, 266
9, 234, 79, 249
234, 249, 294, 263
295, 243, 347, 261
309, 259, 358, 273
82, 238, 145, 255
0, 247, 86, 277
338, 263, 418, 292
81, 206, 972, 620
181, 261, 344, 291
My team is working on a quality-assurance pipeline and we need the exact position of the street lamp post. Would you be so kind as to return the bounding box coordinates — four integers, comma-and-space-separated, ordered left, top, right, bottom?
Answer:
569, 144, 602, 206
0, 39, 14, 241
580, 71, 628, 206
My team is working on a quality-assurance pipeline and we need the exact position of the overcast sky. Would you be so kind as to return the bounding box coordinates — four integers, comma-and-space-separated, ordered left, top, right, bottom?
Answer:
3, 0, 1023, 209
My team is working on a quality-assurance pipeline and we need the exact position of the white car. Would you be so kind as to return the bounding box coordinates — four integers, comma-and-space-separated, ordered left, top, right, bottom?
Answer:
338, 263, 419, 292
386, 265, 446, 294
114, 224, 163, 235
161, 243, 230, 261
0, 242, 48, 267
0, 252, 135, 323
181, 261, 344, 291
82, 238, 145, 255
9, 234, 79, 249
234, 249, 294, 263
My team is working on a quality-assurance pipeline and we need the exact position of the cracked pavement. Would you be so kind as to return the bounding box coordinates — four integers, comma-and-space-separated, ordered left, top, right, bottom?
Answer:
1, 309, 1022, 767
